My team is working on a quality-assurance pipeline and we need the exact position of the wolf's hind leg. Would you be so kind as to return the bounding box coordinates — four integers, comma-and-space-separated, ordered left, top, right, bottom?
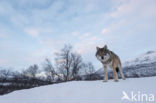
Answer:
119, 68, 126, 80
113, 66, 118, 82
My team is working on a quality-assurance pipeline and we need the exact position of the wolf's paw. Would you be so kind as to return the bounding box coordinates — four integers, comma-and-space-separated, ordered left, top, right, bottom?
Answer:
114, 80, 119, 82
103, 80, 108, 82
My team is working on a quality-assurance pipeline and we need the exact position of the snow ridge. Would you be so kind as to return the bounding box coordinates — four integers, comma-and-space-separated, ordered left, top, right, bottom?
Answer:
124, 51, 156, 67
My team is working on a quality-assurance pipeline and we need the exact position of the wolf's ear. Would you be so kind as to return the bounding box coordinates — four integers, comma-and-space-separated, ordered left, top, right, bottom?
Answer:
104, 45, 108, 49
96, 46, 100, 50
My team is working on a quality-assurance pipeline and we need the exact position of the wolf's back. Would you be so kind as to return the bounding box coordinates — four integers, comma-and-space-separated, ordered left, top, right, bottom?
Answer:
109, 50, 122, 67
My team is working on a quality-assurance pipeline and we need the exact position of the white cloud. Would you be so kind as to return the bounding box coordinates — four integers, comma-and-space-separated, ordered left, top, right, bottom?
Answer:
83, 32, 90, 37
0, 0, 156, 70
72, 32, 79, 36
0, 32, 7, 39
110, 0, 156, 18
0, 27, 12, 39
98, 0, 156, 62
25, 27, 53, 38
101, 28, 109, 34
25, 28, 39, 37
79, 32, 91, 39
101, 0, 156, 36
75, 36, 102, 54
0, 59, 8, 66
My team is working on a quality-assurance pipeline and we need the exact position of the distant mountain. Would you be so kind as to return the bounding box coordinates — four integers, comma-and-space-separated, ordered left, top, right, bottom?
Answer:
124, 51, 156, 66
94, 51, 156, 79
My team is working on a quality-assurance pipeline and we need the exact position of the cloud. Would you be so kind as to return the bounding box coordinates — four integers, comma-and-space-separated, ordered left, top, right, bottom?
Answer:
75, 35, 102, 54
79, 32, 91, 39
101, 28, 109, 34
25, 28, 39, 37
110, 0, 156, 18
0, 32, 8, 39
0, 0, 156, 70
24, 26, 54, 39
10, 0, 53, 10
72, 32, 79, 36
0, 59, 8, 66
99, 0, 156, 61
100, 0, 156, 36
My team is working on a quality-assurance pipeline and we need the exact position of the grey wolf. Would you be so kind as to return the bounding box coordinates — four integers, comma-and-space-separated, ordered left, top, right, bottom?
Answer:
96, 45, 125, 82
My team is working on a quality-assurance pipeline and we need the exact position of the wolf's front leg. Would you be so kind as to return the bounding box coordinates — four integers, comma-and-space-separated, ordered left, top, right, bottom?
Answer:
103, 65, 108, 82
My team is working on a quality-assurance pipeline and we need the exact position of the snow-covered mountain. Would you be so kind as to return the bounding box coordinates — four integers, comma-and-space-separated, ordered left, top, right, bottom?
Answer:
123, 51, 156, 67
0, 77, 156, 103
95, 51, 156, 79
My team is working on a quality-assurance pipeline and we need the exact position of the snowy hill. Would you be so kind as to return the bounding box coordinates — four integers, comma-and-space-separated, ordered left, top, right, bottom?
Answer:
0, 77, 156, 103
95, 51, 156, 79
124, 51, 156, 66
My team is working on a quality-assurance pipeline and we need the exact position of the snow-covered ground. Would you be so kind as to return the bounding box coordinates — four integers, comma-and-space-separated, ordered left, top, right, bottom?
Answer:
0, 77, 156, 103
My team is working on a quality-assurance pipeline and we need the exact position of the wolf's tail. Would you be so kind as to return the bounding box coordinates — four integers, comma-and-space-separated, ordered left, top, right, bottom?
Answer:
116, 67, 119, 73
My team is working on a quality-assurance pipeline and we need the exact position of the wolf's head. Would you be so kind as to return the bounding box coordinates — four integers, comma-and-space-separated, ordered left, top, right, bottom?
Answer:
96, 45, 110, 62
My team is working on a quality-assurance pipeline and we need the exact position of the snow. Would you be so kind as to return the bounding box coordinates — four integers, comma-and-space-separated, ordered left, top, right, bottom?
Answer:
0, 83, 12, 86
0, 77, 156, 103
123, 51, 156, 67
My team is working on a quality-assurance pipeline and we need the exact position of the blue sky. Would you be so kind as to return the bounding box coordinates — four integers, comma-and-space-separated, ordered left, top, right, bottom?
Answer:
0, 0, 156, 70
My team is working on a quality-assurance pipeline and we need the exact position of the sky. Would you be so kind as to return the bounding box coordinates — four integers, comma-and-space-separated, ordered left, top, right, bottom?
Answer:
0, 0, 156, 71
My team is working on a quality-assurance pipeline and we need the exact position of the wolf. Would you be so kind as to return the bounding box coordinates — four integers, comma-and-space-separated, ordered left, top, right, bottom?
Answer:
96, 45, 125, 82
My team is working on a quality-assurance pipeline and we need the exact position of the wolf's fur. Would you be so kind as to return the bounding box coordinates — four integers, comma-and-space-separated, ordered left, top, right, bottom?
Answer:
96, 45, 125, 82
